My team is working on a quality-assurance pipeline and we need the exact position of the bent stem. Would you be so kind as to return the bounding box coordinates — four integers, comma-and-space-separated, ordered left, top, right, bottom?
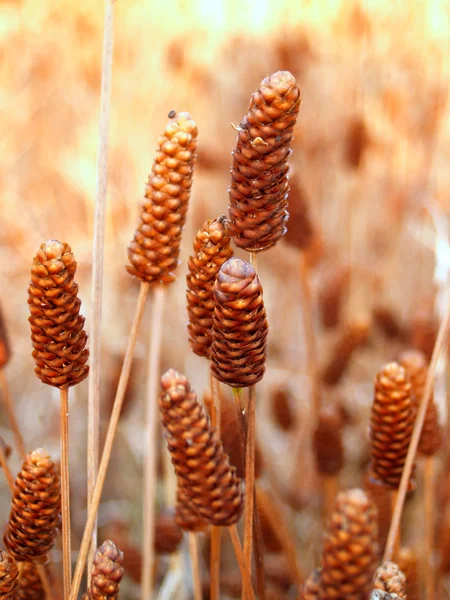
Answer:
60, 388, 71, 599
210, 374, 222, 600
0, 370, 26, 459
384, 300, 450, 562
87, 0, 115, 581
189, 533, 202, 600
228, 524, 256, 600
69, 282, 150, 600
141, 285, 166, 600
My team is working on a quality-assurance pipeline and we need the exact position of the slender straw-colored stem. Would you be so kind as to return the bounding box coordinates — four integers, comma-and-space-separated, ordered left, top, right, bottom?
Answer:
0, 442, 14, 493
87, 0, 114, 582
60, 388, 71, 599
390, 491, 400, 561
142, 285, 166, 600
424, 456, 436, 600
323, 475, 338, 521
210, 374, 222, 600
255, 482, 304, 587
228, 525, 256, 600
384, 299, 450, 562
70, 282, 150, 600
243, 386, 256, 599
188, 533, 202, 600
0, 370, 26, 459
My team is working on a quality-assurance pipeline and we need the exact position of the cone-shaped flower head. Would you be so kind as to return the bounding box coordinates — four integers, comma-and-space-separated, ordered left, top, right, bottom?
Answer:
28, 240, 89, 388
127, 111, 198, 284
175, 483, 207, 532
17, 562, 44, 600
159, 369, 244, 526
398, 349, 441, 456
3, 449, 61, 563
320, 489, 378, 599
187, 216, 233, 358
300, 568, 321, 599
0, 304, 11, 369
373, 561, 406, 598
211, 258, 268, 388
369, 362, 416, 488
0, 552, 19, 599
83, 540, 124, 600
228, 71, 301, 252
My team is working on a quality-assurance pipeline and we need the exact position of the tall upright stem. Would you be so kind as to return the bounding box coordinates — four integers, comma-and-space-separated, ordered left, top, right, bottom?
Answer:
87, 0, 114, 581
0, 370, 26, 459
60, 388, 71, 599
424, 457, 436, 600
210, 374, 222, 600
243, 386, 256, 599
189, 533, 202, 600
70, 282, 150, 600
141, 285, 166, 600
228, 525, 256, 600
384, 299, 450, 561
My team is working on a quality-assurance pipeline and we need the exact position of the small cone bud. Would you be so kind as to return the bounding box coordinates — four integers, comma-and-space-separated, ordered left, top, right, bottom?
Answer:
159, 369, 243, 526
3, 449, 60, 563
228, 71, 301, 252
319, 489, 378, 599
370, 362, 416, 488
28, 240, 89, 388
318, 264, 350, 329
83, 540, 124, 600
127, 111, 198, 284
186, 217, 233, 358
373, 561, 406, 598
211, 258, 268, 388
313, 406, 344, 476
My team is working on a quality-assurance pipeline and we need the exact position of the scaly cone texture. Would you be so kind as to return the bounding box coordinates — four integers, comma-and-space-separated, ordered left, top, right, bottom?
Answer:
127, 111, 198, 284
398, 349, 442, 456
313, 406, 344, 476
369, 362, 416, 489
28, 240, 89, 388
159, 369, 244, 526
319, 489, 378, 599
175, 482, 207, 532
17, 563, 44, 600
0, 551, 19, 599
3, 449, 60, 563
228, 71, 301, 252
370, 593, 401, 600
300, 568, 321, 599
372, 561, 406, 598
82, 540, 124, 600
211, 258, 268, 388
186, 216, 233, 358
0, 304, 11, 368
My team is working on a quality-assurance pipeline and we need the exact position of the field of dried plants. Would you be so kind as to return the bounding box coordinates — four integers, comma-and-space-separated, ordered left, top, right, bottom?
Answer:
1, 1, 450, 599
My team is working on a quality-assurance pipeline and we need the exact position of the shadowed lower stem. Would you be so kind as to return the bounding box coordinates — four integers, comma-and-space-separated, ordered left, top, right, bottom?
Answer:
60, 388, 71, 599
70, 282, 150, 600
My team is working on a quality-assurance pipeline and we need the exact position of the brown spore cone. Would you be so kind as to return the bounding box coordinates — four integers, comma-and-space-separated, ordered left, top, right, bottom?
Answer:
0, 551, 19, 599
369, 362, 416, 489
3, 449, 60, 563
319, 489, 378, 599
127, 111, 198, 284
211, 257, 268, 388
17, 562, 44, 600
28, 240, 89, 388
372, 561, 406, 598
186, 216, 233, 358
0, 304, 11, 369
228, 71, 301, 252
159, 369, 243, 526
154, 509, 184, 553
398, 348, 441, 456
83, 540, 124, 600
313, 406, 344, 476
175, 483, 207, 532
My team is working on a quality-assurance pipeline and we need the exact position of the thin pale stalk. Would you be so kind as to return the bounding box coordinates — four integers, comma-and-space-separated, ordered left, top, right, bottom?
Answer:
243, 386, 256, 599
60, 388, 71, 598
87, 0, 115, 582
141, 285, 166, 600
69, 282, 150, 600
323, 475, 338, 522
384, 299, 450, 562
390, 491, 400, 561
0, 370, 26, 459
424, 457, 436, 600
210, 374, 222, 600
256, 482, 304, 587
189, 533, 202, 600
228, 525, 256, 600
